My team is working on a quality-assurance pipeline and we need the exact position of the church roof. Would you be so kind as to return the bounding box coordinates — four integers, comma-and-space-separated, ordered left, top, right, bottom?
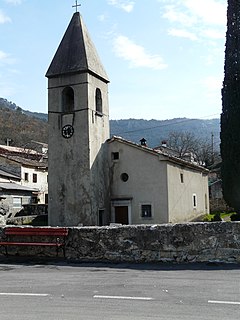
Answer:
46, 12, 109, 82
108, 136, 209, 173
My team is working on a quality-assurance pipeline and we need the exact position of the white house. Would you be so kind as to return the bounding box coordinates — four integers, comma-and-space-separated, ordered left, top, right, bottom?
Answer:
108, 136, 209, 224
0, 145, 48, 205
0, 168, 38, 217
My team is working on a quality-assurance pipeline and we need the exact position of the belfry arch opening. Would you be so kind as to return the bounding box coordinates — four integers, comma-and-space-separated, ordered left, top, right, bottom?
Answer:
95, 88, 102, 114
62, 87, 74, 112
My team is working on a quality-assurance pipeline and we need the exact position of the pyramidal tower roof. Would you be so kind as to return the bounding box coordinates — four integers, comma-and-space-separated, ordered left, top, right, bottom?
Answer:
46, 12, 109, 82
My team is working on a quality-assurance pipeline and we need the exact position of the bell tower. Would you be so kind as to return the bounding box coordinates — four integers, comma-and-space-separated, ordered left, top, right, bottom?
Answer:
46, 12, 110, 226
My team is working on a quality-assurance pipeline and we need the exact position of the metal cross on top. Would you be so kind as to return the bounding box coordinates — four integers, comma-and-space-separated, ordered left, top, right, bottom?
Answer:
72, 0, 81, 12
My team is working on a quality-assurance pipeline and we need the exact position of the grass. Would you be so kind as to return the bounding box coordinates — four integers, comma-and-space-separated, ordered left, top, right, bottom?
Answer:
203, 212, 236, 222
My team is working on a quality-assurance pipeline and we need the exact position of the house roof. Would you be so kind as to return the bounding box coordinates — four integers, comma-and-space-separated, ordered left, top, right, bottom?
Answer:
46, 12, 109, 83
0, 169, 20, 180
0, 144, 38, 155
108, 136, 209, 173
0, 154, 48, 169
0, 182, 38, 192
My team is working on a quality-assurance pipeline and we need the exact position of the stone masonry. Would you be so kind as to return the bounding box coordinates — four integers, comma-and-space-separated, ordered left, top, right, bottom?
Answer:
0, 222, 240, 264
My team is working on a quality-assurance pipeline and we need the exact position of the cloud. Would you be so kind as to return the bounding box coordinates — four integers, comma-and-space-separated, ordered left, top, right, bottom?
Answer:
162, 0, 226, 41
113, 35, 167, 70
163, 5, 196, 27
184, 0, 226, 26
201, 76, 223, 96
0, 50, 9, 61
4, 0, 23, 4
0, 10, 11, 24
107, 0, 135, 13
0, 50, 16, 65
168, 28, 198, 41
202, 29, 225, 40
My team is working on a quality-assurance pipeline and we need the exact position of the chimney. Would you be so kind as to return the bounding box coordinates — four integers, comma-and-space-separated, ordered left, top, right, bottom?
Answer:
161, 140, 167, 148
5, 138, 12, 146
140, 138, 147, 146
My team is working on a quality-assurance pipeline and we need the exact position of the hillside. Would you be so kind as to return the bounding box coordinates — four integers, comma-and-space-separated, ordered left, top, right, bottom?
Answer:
0, 98, 48, 147
111, 118, 220, 148
0, 98, 220, 149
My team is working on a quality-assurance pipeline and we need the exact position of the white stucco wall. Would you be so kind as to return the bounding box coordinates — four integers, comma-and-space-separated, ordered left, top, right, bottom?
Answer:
21, 166, 48, 204
167, 162, 209, 223
109, 139, 209, 225
109, 140, 169, 224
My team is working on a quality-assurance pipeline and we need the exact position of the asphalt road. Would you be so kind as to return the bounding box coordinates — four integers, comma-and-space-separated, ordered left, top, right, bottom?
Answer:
0, 261, 239, 320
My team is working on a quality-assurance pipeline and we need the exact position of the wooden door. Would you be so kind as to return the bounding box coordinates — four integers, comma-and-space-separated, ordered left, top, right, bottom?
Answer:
115, 206, 129, 225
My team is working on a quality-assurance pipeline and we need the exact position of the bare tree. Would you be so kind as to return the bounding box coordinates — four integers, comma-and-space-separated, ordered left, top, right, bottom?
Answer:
167, 131, 219, 168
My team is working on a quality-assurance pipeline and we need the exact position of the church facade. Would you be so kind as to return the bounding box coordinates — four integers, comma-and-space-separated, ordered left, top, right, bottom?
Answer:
46, 12, 209, 227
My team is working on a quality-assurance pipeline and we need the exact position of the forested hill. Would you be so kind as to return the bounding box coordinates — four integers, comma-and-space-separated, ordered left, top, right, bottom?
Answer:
0, 97, 220, 148
0, 98, 48, 147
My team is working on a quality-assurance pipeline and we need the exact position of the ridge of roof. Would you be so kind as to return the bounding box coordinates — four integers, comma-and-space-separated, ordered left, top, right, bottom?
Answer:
108, 136, 208, 173
46, 12, 109, 82
0, 154, 48, 168
0, 182, 38, 192
0, 144, 38, 154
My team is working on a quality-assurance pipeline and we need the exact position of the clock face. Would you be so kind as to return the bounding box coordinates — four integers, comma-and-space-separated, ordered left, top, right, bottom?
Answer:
62, 124, 74, 139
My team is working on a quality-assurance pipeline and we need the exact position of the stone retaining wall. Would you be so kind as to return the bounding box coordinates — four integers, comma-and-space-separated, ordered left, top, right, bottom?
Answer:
0, 222, 240, 264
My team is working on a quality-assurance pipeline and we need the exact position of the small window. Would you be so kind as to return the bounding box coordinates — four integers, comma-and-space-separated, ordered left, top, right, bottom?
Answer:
180, 173, 184, 183
62, 86, 74, 112
120, 173, 129, 182
141, 204, 152, 218
95, 88, 102, 114
24, 173, 29, 182
98, 209, 104, 226
193, 194, 197, 208
205, 193, 208, 210
33, 173, 37, 183
13, 197, 22, 208
112, 152, 119, 160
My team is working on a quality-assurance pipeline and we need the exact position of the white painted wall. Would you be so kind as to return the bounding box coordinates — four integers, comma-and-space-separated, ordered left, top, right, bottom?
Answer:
167, 163, 209, 223
109, 139, 209, 224
21, 166, 48, 204
109, 140, 169, 224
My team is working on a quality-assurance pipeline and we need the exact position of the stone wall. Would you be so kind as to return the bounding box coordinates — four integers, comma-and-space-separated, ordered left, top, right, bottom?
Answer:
0, 222, 240, 263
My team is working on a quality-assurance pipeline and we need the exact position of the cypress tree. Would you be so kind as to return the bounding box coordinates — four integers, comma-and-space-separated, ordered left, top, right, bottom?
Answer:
221, 0, 240, 211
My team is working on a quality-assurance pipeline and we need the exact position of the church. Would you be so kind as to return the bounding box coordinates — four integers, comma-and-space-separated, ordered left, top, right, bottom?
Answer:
46, 10, 209, 227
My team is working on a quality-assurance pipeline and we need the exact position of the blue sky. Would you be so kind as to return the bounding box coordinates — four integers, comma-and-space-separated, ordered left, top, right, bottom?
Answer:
0, 0, 227, 120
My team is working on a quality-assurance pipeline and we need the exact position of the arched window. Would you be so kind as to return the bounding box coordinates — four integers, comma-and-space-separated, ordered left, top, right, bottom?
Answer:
95, 88, 102, 114
62, 87, 74, 112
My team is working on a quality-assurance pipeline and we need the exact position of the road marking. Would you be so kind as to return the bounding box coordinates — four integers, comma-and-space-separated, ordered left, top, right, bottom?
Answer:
0, 293, 49, 297
93, 295, 153, 301
208, 300, 240, 305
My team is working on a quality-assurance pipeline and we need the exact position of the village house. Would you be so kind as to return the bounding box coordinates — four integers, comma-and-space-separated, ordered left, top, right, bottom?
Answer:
0, 145, 48, 216
0, 167, 37, 218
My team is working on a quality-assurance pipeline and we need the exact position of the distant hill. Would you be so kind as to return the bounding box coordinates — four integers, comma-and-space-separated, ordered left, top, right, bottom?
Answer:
0, 98, 48, 121
0, 98, 48, 147
110, 118, 220, 148
0, 97, 220, 149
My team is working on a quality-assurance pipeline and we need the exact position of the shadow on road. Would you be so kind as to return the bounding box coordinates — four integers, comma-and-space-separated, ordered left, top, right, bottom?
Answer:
0, 256, 239, 271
